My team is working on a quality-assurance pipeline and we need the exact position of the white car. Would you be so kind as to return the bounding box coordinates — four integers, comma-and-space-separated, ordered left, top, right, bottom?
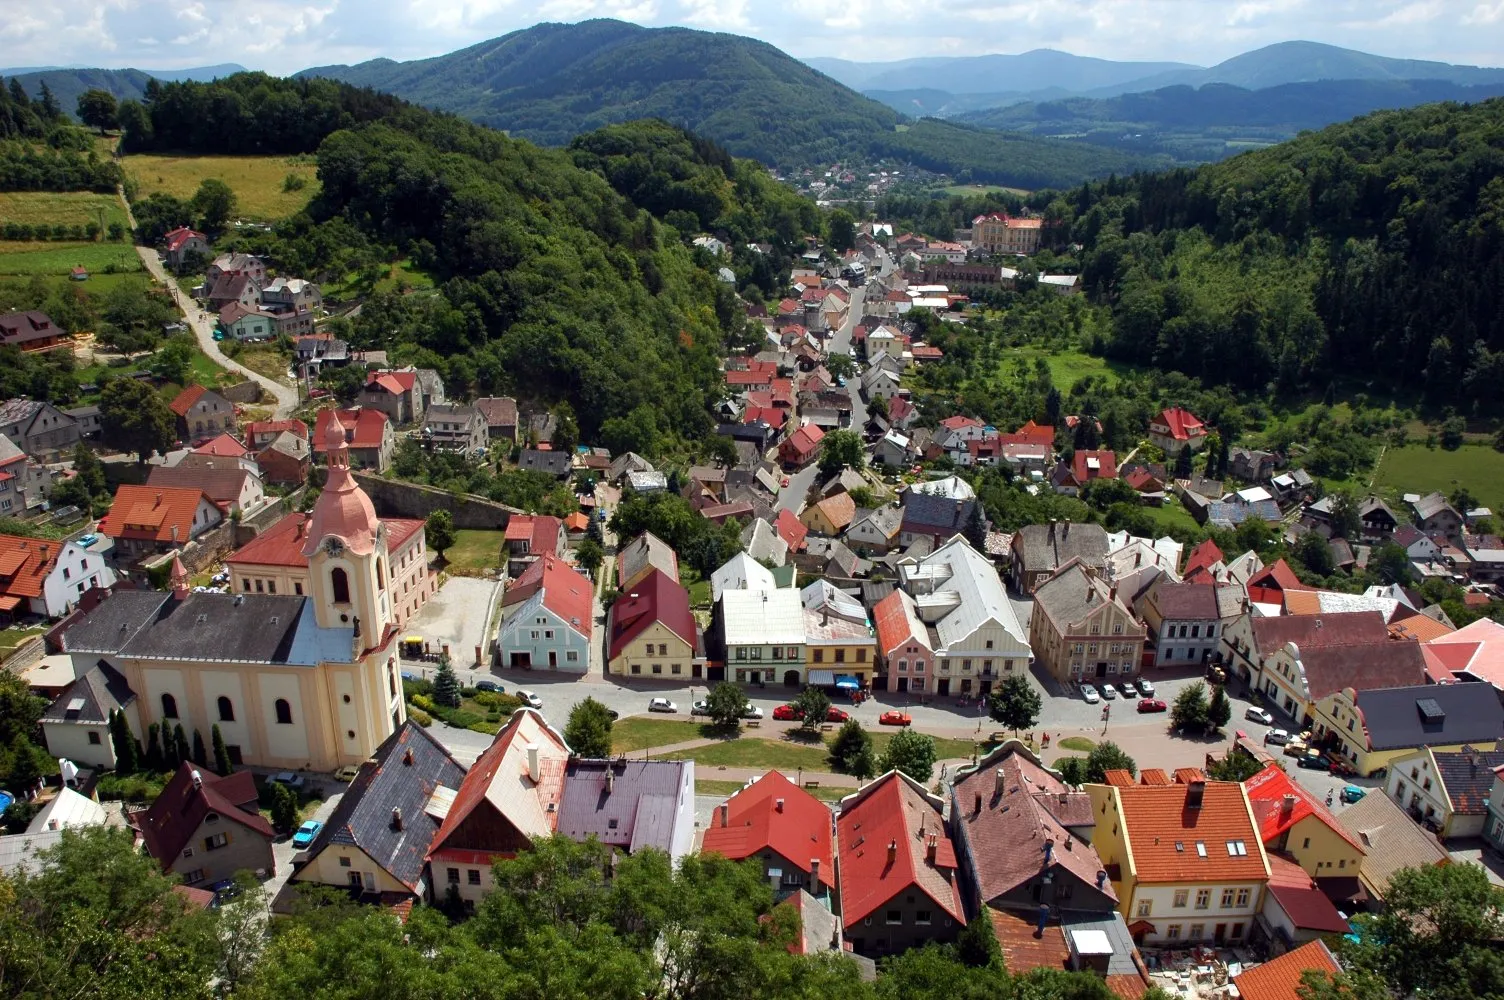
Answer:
1245, 706, 1274, 725
648, 697, 678, 714
1137, 678, 1155, 696
517, 690, 543, 709
741, 705, 765, 720
1265, 728, 1292, 746
690, 700, 712, 717
1101, 684, 1118, 700
1080, 684, 1101, 704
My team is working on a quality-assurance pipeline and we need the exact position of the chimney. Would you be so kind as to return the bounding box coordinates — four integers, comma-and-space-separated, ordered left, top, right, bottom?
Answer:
190, 769, 202, 789
1186, 780, 1206, 811
718, 803, 729, 827
1035, 903, 1050, 936
526, 743, 540, 783
606, 768, 615, 795
48, 818, 59, 831
776, 797, 785, 813
926, 835, 938, 865
403, 748, 414, 766
1280, 793, 1297, 821
810, 858, 820, 887
391, 807, 403, 830
974, 791, 983, 814
887, 840, 897, 865
995, 768, 1005, 798
1043, 838, 1054, 863
1096, 870, 1108, 889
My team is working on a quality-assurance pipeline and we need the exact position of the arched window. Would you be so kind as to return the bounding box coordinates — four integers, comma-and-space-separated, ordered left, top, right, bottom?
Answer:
376, 559, 386, 590
274, 698, 293, 725
217, 696, 235, 722
161, 692, 178, 719
330, 567, 350, 604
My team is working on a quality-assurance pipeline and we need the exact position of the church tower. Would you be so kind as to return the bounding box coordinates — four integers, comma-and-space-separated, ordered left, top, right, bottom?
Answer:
303, 412, 393, 645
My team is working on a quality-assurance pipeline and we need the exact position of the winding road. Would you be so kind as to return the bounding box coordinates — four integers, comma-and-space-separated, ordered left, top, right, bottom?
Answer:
135, 246, 300, 419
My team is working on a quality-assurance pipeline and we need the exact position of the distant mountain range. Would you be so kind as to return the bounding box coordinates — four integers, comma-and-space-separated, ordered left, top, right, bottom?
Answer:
806, 50, 1195, 96
1, 64, 248, 117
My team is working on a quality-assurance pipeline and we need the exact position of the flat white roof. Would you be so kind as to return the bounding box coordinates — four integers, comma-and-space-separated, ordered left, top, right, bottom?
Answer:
721, 588, 806, 646
1069, 928, 1114, 955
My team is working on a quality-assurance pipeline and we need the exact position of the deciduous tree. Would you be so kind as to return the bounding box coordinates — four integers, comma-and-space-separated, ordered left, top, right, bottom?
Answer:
794, 686, 830, 732
989, 672, 1041, 734
563, 697, 614, 758
704, 681, 748, 729
879, 728, 937, 782
76, 89, 118, 133
100, 377, 176, 462
425, 509, 456, 557
1171, 681, 1211, 734
818, 429, 865, 477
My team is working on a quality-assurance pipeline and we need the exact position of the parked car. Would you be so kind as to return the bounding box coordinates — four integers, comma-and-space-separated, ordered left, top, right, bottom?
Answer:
1101, 684, 1118, 700
690, 700, 712, 717
826, 707, 850, 723
1283, 738, 1309, 758
268, 772, 305, 791
291, 820, 323, 849
517, 690, 543, 709
207, 879, 241, 908
648, 697, 677, 714
1137, 678, 1155, 696
400, 671, 418, 682
772, 704, 802, 721
1118, 682, 1137, 699
741, 705, 764, 720
1264, 728, 1292, 746
1137, 698, 1168, 713
333, 765, 361, 782
1245, 707, 1275, 725
475, 680, 501, 693
879, 710, 912, 726
1297, 751, 1330, 771
1341, 785, 1368, 804
77, 533, 98, 548
1080, 684, 1101, 704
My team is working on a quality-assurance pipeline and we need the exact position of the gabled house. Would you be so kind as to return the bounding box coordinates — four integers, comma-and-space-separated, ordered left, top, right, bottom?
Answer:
168, 385, 237, 445
801, 492, 856, 537
206, 252, 266, 287
1244, 763, 1366, 878
874, 429, 912, 467
256, 430, 312, 486
1259, 855, 1353, 953
775, 508, 808, 554
425, 708, 569, 907
556, 757, 695, 860
779, 422, 825, 468
1009, 521, 1110, 593
715, 586, 806, 685
1334, 789, 1449, 903
899, 493, 979, 548
206, 273, 259, 314
1411, 491, 1463, 543
702, 770, 836, 900
218, 301, 280, 342
0, 433, 52, 518
847, 506, 903, 555
38, 660, 135, 768
1382, 745, 1504, 838
1227, 447, 1277, 483
1249, 613, 1424, 727
243, 419, 308, 450
0, 533, 114, 618
710, 551, 776, 602
313, 408, 395, 472
292, 722, 464, 906
359, 368, 440, 426
0, 310, 68, 352
837, 771, 965, 957
1057, 450, 1116, 495
162, 227, 209, 269
1232, 938, 1341, 999
741, 518, 788, 566
617, 531, 679, 590
518, 448, 572, 479
1148, 407, 1207, 455
1030, 558, 1147, 685
148, 463, 264, 517
420, 403, 487, 454
473, 397, 519, 444
607, 568, 697, 679
97, 484, 222, 564
1086, 778, 1271, 948
136, 762, 275, 887
1310, 682, 1504, 777
0, 398, 80, 461
497, 555, 592, 671
1137, 579, 1226, 668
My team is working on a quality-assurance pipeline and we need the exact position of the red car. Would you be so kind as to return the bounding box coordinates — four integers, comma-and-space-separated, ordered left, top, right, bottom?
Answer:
772, 704, 802, 721
879, 710, 912, 726
826, 707, 850, 723
1137, 698, 1168, 713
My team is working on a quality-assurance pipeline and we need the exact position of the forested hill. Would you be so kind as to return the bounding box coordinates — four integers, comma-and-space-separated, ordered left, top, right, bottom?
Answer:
119, 74, 804, 453
1052, 97, 1504, 412
294, 18, 1166, 188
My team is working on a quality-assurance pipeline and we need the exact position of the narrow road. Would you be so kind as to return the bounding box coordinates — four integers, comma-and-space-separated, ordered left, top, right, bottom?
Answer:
135, 246, 299, 419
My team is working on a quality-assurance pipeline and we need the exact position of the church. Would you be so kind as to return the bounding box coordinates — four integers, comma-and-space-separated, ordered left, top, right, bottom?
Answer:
43, 414, 407, 773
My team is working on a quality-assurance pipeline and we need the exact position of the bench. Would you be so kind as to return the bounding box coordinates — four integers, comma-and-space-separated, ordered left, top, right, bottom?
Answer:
744, 720, 761, 728
821, 723, 834, 732
804, 781, 820, 789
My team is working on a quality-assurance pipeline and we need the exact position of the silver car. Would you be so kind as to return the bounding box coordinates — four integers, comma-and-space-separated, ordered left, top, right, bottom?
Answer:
518, 690, 543, 709
1080, 683, 1101, 704
1101, 684, 1118, 700
1137, 678, 1155, 696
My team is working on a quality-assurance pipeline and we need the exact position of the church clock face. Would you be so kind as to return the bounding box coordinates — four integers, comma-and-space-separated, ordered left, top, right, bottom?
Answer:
323, 537, 345, 557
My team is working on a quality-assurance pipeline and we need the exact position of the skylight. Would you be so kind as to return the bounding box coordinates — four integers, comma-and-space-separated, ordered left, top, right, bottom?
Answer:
1195, 841, 1207, 858
1226, 840, 1247, 856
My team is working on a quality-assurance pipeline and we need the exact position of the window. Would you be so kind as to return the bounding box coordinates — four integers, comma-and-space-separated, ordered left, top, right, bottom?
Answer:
1195, 890, 1210, 910
447, 868, 460, 884
330, 567, 350, 603
1231, 922, 1245, 939
671, 665, 681, 675
255, 579, 263, 593
161, 693, 179, 719
886, 910, 902, 925
1167, 924, 1182, 940
204, 832, 229, 851
1220, 889, 1235, 908
545, 630, 554, 640
566, 651, 579, 663
736, 649, 747, 660
468, 869, 481, 885
268, 580, 276, 594
294, 582, 303, 595
1173, 890, 1188, 908
1189, 923, 1205, 941
652, 665, 661, 674
1226, 840, 1247, 856
242, 579, 252, 592
813, 649, 824, 663
835, 649, 846, 663
1302, 837, 1311, 849
1113, 623, 1123, 635
88, 731, 100, 745
631, 664, 641, 675
184, 869, 205, 884
1137, 900, 1152, 917
338, 856, 351, 868
275, 698, 293, 725
217, 696, 235, 722
182, 847, 194, 858
1235, 888, 1250, 907
915, 910, 932, 925
985, 640, 993, 649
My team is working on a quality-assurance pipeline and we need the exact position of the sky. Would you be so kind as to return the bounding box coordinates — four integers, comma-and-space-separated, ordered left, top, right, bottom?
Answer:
2, 0, 1502, 76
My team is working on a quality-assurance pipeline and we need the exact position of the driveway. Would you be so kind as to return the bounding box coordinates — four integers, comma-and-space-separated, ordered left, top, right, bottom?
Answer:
399, 575, 500, 670
775, 461, 821, 513
134, 246, 299, 418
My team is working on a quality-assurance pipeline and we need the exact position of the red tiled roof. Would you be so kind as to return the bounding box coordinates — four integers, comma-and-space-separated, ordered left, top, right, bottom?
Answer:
1427, 617, 1504, 686
837, 772, 964, 926
99, 484, 210, 543
225, 512, 313, 568
1103, 769, 1136, 787
701, 771, 835, 889
1249, 611, 1387, 658
313, 408, 389, 451
137, 763, 272, 865
940, 415, 983, 431
999, 420, 1054, 447
1138, 769, 1172, 786
1183, 538, 1224, 578
536, 555, 593, 639
244, 419, 308, 442
775, 508, 808, 552
742, 406, 786, 430
807, 492, 855, 532
191, 432, 250, 458
1071, 449, 1117, 483
1246, 559, 1313, 606
1153, 406, 1206, 442
1233, 940, 1339, 1000
873, 589, 926, 658
168, 384, 208, 417
0, 533, 65, 599
1113, 781, 1267, 884
564, 512, 589, 533
1244, 763, 1366, 854
365, 370, 416, 394
1266, 855, 1352, 934
784, 422, 825, 456
608, 568, 695, 661
163, 227, 206, 252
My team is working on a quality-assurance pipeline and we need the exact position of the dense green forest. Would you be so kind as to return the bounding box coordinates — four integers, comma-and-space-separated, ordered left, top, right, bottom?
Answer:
956, 79, 1504, 162
0, 77, 122, 191
119, 76, 803, 453
294, 18, 1165, 189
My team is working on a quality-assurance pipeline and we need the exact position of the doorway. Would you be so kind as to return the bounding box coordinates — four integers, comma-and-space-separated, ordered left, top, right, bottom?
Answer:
548, 650, 557, 668
897, 677, 909, 693
510, 652, 531, 668
783, 670, 800, 687
1095, 662, 1108, 678
1214, 924, 1227, 945
937, 678, 950, 696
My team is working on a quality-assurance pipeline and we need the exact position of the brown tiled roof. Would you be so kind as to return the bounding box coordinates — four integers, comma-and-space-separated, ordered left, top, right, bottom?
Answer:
1433, 749, 1504, 815
136, 762, 272, 865
147, 464, 251, 507
1249, 611, 1387, 658
1290, 640, 1425, 701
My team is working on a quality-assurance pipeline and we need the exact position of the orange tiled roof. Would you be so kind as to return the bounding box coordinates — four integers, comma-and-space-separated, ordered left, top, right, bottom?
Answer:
98, 484, 209, 543
701, 771, 835, 889
168, 384, 207, 417
1233, 940, 1339, 1000
1114, 781, 1267, 884
0, 533, 64, 599
837, 772, 963, 926
1388, 613, 1455, 642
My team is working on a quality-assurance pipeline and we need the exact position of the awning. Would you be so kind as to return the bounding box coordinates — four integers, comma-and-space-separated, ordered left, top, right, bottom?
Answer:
834, 675, 860, 689
403, 635, 423, 644
808, 669, 835, 686
0, 594, 22, 611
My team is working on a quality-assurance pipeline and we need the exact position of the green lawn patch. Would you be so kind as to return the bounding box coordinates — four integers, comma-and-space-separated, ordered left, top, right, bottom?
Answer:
1003, 346, 1142, 391
933, 183, 1032, 198
0, 625, 47, 663
441, 529, 506, 577
695, 778, 848, 802
1373, 443, 1504, 507
668, 735, 834, 771
1057, 736, 1096, 752
0, 191, 130, 231
0, 241, 143, 276
1134, 502, 1204, 536
869, 731, 978, 762
611, 717, 711, 754
125, 153, 320, 221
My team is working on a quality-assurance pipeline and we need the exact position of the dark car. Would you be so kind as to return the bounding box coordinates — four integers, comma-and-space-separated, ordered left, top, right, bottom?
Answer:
475, 680, 501, 693
1296, 751, 1330, 771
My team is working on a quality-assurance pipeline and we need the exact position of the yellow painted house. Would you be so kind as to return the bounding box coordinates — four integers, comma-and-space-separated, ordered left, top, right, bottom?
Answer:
800, 492, 855, 537
1087, 779, 1271, 948
606, 568, 700, 679
1242, 763, 1366, 879
1310, 683, 1504, 778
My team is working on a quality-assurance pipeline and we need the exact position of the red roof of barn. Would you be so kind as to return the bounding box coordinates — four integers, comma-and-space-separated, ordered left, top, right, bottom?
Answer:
191, 432, 250, 458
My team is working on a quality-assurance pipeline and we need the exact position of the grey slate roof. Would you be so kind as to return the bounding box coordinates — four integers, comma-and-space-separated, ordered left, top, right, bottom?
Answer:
116, 593, 308, 663
1355, 684, 1504, 751
555, 759, 689, 854
1011, 522, 1109, 575
901, 492, 978, 535
518, 449, 572, 477
299, 721, 465, 892
41, 660, 135, 724
1433, 749, 1504, 816
57, 591, 171, 653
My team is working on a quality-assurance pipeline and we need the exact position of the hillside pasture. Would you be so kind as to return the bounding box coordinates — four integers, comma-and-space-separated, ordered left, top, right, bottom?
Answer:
1373, 443, 1504, 508
125, 154, 320, 220
0, 191, 130, 232
0, 241, 143, 276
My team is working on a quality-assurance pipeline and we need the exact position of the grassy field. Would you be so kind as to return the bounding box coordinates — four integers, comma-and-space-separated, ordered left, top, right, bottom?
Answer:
612, 717, 711, 753
1005, 346, 1140, 390
125, 154, 320, 220
667, 735, 834, 771
0, 191, 130, 231
0, 625, 47, 664
441, 529, 506, 577
869, 731, 978, 762
694, 778, 849, 802
1135, 501, 1204, 536
1373, 443, 1504, 506
1056, 736, 1096, 752
934, 183, 1031, 197
0, 241, 142, 276
230, 345, 294, 386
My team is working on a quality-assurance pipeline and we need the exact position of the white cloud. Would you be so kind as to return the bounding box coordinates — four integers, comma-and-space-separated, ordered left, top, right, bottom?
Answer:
0, 0, 1496, 76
